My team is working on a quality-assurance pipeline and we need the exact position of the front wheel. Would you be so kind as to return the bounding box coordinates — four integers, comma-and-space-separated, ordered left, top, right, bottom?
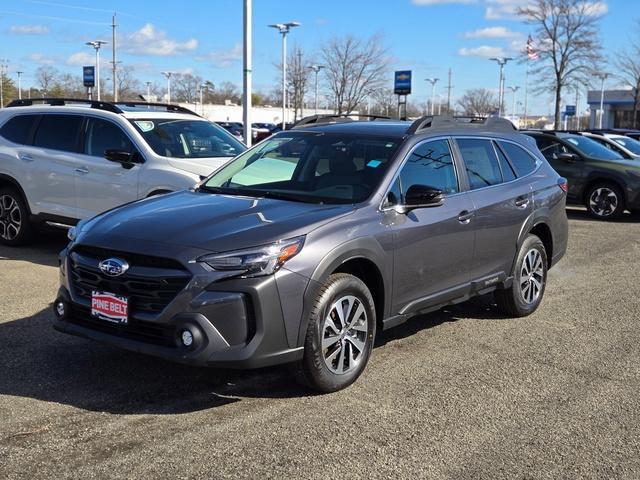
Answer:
0, 188, 33, 246
293, 273, 376, 393
495, 234, 548, 317
586, 183, 624, 220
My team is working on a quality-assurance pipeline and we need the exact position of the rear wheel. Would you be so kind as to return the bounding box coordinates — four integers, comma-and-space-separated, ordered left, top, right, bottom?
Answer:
0, 188, 33, 246
293, 273, 376, 392
585, 182, 624, 220
495, 234, 547, 317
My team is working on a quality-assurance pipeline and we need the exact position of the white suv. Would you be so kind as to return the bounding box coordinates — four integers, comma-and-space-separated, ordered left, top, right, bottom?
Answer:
0, 99, 246, 245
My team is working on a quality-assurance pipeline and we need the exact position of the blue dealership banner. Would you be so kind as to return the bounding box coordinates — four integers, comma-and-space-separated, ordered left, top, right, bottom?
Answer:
394, 70, 412, 95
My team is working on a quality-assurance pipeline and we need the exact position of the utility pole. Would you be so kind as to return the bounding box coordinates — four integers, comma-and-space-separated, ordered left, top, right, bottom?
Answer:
16, 71, 23, 100
111, 13, 118, 101
446, 67, 453, 114
243, 0, 252, 146
309, 65, 324, 114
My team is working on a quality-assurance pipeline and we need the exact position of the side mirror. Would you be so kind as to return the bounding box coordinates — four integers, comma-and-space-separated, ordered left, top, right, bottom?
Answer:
395, 184, 444, 213
104, 149, 140, 169
556, 152, 578, 163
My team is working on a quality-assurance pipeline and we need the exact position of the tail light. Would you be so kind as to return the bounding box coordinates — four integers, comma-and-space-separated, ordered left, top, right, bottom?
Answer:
558, 177, 568, 193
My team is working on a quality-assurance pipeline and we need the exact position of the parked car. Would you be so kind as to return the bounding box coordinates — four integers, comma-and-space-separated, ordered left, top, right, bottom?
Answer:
587, 128, 640, 141
586, 132, 640, 159
54, 114, 568, 392
523, 131, 640, 219
0, 98, 246, 245
216, 121, 244, 141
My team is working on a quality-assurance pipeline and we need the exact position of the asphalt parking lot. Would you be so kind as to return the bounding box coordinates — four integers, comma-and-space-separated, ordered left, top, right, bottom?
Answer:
1, 208, 639, 479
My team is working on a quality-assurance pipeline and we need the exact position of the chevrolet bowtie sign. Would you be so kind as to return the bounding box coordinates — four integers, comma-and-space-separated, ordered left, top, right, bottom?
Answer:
394, 70, 412, 95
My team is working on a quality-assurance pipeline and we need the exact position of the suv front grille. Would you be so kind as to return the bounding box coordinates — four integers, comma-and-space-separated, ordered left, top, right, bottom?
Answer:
69, 246, 192, 316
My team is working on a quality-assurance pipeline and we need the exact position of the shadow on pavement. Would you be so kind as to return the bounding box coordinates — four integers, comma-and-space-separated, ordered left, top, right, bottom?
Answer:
0, 229, 68, 268
0, 293, 508, 415
566, 207, 640, 223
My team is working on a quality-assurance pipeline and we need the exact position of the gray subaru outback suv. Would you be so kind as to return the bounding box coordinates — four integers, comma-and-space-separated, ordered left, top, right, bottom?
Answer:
54, 115, 568, 392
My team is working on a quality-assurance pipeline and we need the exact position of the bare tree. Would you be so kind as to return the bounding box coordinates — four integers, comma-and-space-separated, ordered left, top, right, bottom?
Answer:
287, 45, 311, 121
458, 89, 499, 117
115, 65, 142, 101
171, 73, 204, 103
518, 0, 603, 128
369, 88, 396, 117
616, 20, 640, 128
35, 66, 59, 94
321, 34, 389, 115
210, 81, 240, 105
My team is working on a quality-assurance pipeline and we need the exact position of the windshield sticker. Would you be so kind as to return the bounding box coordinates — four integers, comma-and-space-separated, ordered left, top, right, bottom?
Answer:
567, 138, 578, 146
367, 160, 382, 168
135, 120, 155, 132
385, 143, 394, 148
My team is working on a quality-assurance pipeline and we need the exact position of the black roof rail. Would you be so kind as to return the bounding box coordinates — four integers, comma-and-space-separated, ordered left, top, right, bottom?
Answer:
292, 113, 391, 129
407, 115, 517, 135
6, 97, 121, 113
114, 101, 200, 116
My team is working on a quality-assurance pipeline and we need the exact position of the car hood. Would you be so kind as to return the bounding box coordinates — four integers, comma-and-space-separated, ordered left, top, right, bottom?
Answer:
167, 157, 233, 177
79, 190, 356, 253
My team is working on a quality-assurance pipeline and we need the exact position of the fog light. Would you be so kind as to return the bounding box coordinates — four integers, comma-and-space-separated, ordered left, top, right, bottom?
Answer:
54, 299, 66, 318
181, 329, 194, 347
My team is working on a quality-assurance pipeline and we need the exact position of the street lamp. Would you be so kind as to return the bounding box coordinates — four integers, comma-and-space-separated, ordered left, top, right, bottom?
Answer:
489, 57, 513, 116
0, 60, 8, 108
425, 78, 439, 115
161, 71, 173, 103
268, 21, 300, 129
308, 64, 324, 114
16, 71, 23, 100
597, 73, 608, 129
199, 83, 208, 116
508, 85, 520, 120
145, 81, 152, 102
86, 40, 108, 101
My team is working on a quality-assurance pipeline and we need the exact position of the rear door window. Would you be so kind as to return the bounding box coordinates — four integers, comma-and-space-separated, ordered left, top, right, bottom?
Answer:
33, 114, 83, 152
0, 114, 38, 145
84, 118, 134, 157
499, 141, 537, 177
456, 138, 503, 190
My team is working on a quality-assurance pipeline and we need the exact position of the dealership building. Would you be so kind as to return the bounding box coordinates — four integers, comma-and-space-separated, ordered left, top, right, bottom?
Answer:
587, 89, 639, 129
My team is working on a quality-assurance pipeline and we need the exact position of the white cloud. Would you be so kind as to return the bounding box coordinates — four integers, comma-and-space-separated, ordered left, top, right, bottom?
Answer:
464, 26, 520, 39
10, 24, 50, 35
484, 0, 529, 19
122, 23, 198, 56
198, 43, 243, 68
28, 52, 55, 65
66, 51, 94, 66
458, 45, 506, 58
412, 0, 477, 4
583, 1, 608, 16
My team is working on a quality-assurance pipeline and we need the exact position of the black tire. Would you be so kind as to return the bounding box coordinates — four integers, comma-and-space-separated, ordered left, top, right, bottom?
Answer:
293, 273, 376, 393
495, 234, 548, 317
585, 182, 625, 220
0, 187, 33, 246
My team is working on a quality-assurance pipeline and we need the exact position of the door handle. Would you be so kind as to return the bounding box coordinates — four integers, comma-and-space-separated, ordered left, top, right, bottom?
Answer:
458, 210, 474, 224
75, 167, 89, 175
515, 196, 530, 208
19, 154, 34, 162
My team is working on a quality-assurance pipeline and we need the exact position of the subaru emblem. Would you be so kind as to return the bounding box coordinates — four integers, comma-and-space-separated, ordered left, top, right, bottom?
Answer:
98, 258, 130, 277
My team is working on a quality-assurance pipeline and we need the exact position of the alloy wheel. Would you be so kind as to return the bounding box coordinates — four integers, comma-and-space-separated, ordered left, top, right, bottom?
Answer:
520, 249, 544, 305
589, 187, 618, 217
0, 194, 22, 241
321, 295, 368, 375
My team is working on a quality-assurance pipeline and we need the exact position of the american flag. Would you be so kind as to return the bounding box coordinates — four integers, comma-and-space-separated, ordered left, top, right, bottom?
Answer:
527, 35, 539, 60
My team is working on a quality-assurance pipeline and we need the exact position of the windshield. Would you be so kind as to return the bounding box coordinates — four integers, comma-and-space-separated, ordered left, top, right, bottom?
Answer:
130, 118, 246, 159
563, 135, 623, 160
201, 132, 400, 204
611, 136, 640, 155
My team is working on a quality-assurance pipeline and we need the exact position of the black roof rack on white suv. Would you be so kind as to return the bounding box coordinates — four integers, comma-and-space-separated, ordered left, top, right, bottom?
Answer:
6, 98, 200, 117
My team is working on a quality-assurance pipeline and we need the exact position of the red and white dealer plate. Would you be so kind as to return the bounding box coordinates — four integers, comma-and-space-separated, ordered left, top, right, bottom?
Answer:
91, 291, 128, 324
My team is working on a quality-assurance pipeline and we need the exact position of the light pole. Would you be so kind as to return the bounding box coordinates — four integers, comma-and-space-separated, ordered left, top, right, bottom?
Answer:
145, 81, 151, 102
0, 60, 8, 108
308, 64, 324, 114
489, 57, 513, 116
268, 21, 300, 129
161, 71, 173, 103
243, 0, 252, 146
86, 40, 107, 101
598, 73, 608, 129
16, 71, 23, 100
425, 78, 439, 115
508, 85, 520, 121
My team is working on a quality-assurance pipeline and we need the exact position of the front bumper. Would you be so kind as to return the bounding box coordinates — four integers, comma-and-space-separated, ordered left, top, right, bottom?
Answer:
54, 246, 304, 369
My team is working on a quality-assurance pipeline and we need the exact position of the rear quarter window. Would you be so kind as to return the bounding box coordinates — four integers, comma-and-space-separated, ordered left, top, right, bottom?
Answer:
0, 114, 38, 145
499, 141, 538, 177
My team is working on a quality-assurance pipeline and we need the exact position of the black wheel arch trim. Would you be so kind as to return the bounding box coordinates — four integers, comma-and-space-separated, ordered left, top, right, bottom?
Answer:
0, 173, 31, 214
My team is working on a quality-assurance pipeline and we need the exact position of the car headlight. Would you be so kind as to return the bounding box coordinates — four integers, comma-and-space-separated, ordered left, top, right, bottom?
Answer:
198, 236, 305, 278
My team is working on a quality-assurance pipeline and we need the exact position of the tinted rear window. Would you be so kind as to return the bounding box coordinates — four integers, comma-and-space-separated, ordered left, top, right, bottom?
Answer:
34, 114, 83, 152
0, 114, 38, 145
457, 138, 503, 190
499, 141, 537, 177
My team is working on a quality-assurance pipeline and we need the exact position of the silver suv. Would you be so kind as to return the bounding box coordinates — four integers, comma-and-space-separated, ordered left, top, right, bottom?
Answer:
0, 98, 245, 245
54, 115, 569, 392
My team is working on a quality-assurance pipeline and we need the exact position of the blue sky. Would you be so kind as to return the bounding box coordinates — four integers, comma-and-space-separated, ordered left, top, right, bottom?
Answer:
0, 0, 635, 115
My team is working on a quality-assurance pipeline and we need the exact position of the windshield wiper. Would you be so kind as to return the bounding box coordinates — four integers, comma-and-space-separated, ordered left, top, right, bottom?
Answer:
257, 191, 321, 204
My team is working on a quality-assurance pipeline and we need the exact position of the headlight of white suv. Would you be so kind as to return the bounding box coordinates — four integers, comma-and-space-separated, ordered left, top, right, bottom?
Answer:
198, 236, 305, 278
